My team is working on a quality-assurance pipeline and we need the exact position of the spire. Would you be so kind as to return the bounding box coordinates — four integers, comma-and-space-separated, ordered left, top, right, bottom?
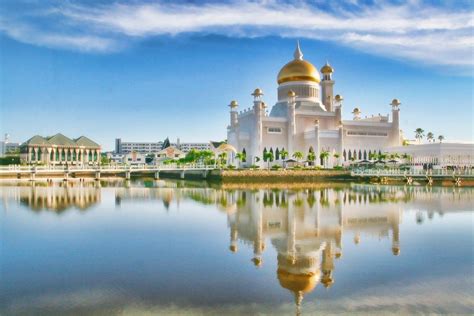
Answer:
294, 41, 303, 60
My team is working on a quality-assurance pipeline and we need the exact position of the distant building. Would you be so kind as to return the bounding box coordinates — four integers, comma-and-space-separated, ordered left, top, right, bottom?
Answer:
115, 137, 210, 154
0, 134, 21, 157
20, 133, 101, 165
123, 152, 146, 165
155, 146, 186, 161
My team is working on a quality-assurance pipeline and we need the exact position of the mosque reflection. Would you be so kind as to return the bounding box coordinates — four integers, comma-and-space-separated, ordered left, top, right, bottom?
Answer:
1, 181, 471, 314
226, 188, 400, 310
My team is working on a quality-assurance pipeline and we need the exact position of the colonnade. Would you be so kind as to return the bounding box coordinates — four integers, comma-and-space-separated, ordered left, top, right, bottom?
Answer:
26, 147, 101, 165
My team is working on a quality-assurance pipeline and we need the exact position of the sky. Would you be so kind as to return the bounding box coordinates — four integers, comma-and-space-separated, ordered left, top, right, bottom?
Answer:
0, 0, 473, 151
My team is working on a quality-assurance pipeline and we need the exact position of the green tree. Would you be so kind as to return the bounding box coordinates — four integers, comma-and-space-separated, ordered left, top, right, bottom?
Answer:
426, 132, 434, 143
280, 149, 289, 160
263, 151, 274, 168
235, 152, 246, 168
100, 155, 110, 165
319, 151, 330, 167
415, 128, 425, 143
307, 151, 316, 165
438, 135, 445, 143
292, 151, 303, 161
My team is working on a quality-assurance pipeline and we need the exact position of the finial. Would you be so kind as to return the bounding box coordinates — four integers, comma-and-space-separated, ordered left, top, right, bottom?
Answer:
294, 40, 303, 60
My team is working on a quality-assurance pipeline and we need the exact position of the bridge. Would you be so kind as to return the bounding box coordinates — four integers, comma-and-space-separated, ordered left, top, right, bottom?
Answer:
351, 168, 474, 185
0, 164, 217, 181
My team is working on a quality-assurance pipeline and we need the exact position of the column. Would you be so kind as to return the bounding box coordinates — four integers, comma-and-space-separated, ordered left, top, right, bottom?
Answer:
314, 120, 320, 166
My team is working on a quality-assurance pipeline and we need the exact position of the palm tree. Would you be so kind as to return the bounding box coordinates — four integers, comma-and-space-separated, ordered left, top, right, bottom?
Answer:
263, 151, 274, 169
235, 152, 245, 168
415, 128, 425, 143
292, 151, 304, 161
426, 132, 434, 143
333, 153, 340, 166
438, 135, 445, 143
280, 149, 289, 160
218, 152, 227, 167
319, 151, 330, 167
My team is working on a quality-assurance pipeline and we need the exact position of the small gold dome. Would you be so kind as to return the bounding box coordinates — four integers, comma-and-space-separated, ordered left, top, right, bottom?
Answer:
287, 90, 296, 97
229, 245, 238, 253
277, 269, 318, 293
252, 88, 264, 96
352, 107, 361, 113
392, 247, 400, 256
391, 98, 401, 106
229, 100, 238, 108
321, 61, 334, 74
335, 94, 343, 102
277, 42, 320, 84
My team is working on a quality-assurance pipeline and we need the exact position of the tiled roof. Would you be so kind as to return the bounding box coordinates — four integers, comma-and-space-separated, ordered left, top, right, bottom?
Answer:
23, 134, 100, 148
74, 136, 100, 149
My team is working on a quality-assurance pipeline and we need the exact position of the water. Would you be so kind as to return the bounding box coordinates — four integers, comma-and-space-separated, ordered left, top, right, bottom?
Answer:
1, 180, 473, 315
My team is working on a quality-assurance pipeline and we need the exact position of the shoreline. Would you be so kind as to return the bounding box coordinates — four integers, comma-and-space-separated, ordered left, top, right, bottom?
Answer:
0, 168, 472, 187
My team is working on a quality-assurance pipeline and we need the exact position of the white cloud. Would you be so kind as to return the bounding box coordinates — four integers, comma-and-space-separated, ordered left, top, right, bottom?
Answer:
0, 1, 472, 67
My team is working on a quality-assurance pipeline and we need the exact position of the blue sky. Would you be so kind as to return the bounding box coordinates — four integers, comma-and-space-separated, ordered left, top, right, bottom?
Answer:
1, 0, 473, 150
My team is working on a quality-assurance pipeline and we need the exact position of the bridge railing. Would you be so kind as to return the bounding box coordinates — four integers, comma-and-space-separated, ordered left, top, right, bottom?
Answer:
351, 168, 473, 177
0, 163, 218, 172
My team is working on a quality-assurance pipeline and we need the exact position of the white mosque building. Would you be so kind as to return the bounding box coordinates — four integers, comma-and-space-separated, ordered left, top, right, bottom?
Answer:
227, 43, 403, 167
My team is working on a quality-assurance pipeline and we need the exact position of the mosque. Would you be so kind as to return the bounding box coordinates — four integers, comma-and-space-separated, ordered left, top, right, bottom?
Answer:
227, 43, 403, 167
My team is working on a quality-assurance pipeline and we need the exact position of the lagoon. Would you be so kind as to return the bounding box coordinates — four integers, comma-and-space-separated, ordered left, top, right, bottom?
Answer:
1, 180, 473, 315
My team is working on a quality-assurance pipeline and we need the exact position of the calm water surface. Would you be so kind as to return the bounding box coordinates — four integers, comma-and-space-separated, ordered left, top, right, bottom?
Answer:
1, 180, 473, 315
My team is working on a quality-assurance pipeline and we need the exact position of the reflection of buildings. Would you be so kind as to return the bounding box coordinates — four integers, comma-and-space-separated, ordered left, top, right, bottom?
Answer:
1, 183, 101, 212
227, 188, 401, 312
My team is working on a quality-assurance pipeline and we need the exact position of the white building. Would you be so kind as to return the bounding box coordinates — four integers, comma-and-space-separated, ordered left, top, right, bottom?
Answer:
115, 138, 210, 154
388, 142, 474, 168
227, 43, 402, 167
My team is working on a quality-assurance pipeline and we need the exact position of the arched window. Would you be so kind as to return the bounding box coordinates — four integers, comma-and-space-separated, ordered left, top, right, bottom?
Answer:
38, 148, 42, 160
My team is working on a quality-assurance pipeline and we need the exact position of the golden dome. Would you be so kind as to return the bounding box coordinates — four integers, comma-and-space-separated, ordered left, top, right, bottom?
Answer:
335, 94, 343, 102
287, 90, 296, 97
352, 107, 361, 114
229, 100, 238, 108
251, 88, 264, 96
321, 61, 334, 74
277, 269, 318, 293
277, 43, 320, 85
391, 98, 401, 106
392, 247, 400, 256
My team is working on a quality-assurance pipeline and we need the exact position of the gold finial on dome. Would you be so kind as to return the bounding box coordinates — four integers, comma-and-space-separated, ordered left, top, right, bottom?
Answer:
294, 40, 303, 60
277, 42, 321, 84
321, 61, 334, 74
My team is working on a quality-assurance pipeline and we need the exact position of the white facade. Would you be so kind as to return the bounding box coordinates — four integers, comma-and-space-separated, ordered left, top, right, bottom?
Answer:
227, 44, 402, 167
115, 138, 210, 154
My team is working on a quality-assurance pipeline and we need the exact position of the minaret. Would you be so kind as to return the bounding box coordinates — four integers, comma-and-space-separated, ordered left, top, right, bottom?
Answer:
251, 88, 265, 165
390, 99, 401, 146
287, 90, 296, 155
321, 61, 335, 111
229, 100, 238, 127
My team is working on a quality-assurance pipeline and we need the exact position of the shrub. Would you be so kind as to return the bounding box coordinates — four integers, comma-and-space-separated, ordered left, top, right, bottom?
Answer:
271, 165, 282, 170
227, 165, 236, 169
292, 165, 302, 170
333, 165, 344, 170
250, 164, 260, 169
